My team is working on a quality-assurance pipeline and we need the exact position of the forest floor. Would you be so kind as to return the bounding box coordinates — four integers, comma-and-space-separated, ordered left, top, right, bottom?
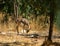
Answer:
0, 14, 60, 46
0, 30, 60, 46
0, 22, 60, 46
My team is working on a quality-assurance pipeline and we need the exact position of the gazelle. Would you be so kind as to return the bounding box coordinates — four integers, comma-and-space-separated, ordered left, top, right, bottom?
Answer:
16, 16, 30, 34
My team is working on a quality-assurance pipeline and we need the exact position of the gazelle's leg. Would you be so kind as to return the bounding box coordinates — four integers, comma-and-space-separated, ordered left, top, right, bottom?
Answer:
23, 24, 28, 34
23, 24, 25, 33
16, 24, 19, 35
27, 25, 30, 33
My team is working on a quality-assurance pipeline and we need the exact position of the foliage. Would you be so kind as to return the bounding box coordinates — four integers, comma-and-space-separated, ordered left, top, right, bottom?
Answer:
18, 0, 50, 16
0, 0, 50, 16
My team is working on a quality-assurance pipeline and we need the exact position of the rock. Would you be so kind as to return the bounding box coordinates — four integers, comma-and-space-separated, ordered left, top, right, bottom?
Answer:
29, 33, 39, 38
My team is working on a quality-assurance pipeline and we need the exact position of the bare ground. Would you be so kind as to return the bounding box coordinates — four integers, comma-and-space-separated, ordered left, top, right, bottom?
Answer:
0, 30, 60, 46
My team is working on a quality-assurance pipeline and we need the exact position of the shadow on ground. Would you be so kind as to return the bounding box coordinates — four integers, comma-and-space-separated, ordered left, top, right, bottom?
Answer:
0, 41, 37, 46
41, 40, 60, 46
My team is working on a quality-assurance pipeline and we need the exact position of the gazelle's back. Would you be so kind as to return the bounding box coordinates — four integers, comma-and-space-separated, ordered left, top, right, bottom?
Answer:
20, 18, 29, 26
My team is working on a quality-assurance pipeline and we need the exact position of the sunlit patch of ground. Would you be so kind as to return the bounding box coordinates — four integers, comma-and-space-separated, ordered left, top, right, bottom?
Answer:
0, 33, 60, 46
0, 34, 45, 46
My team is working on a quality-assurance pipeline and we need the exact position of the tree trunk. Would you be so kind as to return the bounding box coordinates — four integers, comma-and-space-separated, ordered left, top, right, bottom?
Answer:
48, 0, 55, 41
14, 0, 18, 19
14, 0, 16, 19
14, 0, 19, 34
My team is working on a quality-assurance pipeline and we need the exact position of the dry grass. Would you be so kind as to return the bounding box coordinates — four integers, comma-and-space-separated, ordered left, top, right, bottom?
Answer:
0, 13, 60, 46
